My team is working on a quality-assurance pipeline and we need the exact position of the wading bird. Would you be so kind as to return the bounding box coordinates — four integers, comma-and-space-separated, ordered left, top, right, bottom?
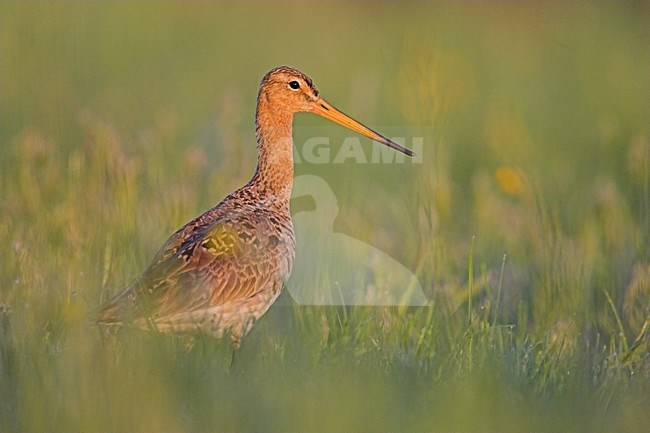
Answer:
96, 66, 415, 348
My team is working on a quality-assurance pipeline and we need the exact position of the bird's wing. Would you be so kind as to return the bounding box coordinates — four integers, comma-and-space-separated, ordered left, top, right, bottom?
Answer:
97, 212, 286, 323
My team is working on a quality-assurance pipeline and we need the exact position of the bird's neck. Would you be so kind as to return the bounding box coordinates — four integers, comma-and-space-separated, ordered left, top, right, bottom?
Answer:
248, 101, 295, 205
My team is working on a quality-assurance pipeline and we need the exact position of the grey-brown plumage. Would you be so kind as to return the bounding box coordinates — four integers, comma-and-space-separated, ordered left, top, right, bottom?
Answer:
95, 66, 414, 346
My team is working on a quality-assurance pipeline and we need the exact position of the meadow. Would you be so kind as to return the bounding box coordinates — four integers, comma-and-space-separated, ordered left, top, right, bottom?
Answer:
1, 2, 649, 432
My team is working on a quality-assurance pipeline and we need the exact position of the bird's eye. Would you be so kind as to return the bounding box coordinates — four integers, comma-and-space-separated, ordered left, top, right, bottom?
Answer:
289, 80, 300, 90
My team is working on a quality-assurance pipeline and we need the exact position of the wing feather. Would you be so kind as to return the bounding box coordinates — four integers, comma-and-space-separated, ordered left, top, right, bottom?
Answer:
97, 210, 292, 326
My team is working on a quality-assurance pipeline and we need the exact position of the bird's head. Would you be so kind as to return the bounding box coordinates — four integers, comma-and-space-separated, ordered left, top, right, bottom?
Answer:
258, 66, 415, 157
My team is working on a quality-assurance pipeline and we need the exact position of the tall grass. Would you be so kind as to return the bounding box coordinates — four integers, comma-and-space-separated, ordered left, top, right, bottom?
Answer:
1, 2, 649, 432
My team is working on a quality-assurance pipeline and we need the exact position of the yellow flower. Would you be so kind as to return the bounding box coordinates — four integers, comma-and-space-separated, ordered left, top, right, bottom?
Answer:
495, 165, 526, 196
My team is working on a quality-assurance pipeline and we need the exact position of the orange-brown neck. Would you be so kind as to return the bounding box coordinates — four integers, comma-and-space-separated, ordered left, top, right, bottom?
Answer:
248, 93, 295, 205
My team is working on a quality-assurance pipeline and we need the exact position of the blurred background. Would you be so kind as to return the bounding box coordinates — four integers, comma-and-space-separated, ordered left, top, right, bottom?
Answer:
1, 2, 649, 432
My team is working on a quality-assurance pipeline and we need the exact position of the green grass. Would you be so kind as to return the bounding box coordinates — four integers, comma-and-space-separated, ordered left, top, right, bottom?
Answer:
1, 2, 649, 432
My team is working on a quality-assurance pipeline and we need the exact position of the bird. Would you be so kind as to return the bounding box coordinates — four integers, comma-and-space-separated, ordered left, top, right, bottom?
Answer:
95, 66, 415, 348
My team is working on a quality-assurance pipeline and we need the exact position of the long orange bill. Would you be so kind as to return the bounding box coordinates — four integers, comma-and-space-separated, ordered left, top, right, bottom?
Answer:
309, 98, 416, 157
